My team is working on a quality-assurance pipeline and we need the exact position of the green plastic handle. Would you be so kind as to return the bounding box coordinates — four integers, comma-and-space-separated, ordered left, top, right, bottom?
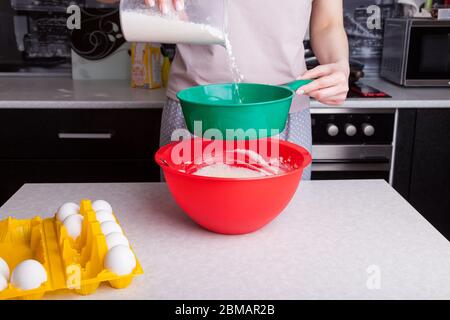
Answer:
282, 79, 313, 92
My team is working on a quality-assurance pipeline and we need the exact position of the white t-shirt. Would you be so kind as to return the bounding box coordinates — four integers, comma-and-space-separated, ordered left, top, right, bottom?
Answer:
167, 0, 313, 113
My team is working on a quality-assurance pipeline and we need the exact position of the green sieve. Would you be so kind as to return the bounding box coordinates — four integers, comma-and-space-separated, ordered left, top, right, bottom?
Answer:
176, 79, 313, 140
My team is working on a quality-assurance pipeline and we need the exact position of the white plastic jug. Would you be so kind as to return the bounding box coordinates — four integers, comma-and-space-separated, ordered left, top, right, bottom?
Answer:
120, 0, 226, 45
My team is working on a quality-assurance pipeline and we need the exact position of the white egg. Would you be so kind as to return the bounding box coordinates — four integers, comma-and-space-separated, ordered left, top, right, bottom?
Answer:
95, 209, 116, 223
11, 259, 47, 291
56, 202, 79, 222
106, 232, 130, 250
92, 200, 113, 213
63, 214, 84, 239
0, 257, 10, 280
101, 221, 123, 236
104, 245, 136, 276
0, 274, 7, 292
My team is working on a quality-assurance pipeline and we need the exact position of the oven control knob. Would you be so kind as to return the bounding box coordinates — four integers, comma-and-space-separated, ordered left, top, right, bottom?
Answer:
327, 124, 339, 137
362, 123, 375, 137
345, 124, 357, 137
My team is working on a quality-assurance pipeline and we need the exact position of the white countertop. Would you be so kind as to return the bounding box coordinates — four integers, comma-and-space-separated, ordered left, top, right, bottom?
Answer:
0, 77, 450, 109
1, 180, 450, 300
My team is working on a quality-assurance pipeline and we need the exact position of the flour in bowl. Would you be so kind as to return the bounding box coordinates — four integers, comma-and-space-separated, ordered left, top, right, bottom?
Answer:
193, 163, 270, 178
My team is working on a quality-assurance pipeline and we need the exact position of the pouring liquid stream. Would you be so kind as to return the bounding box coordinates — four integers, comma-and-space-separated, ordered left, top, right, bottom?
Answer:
224, 35, 244, 104
222, 0, 244, 104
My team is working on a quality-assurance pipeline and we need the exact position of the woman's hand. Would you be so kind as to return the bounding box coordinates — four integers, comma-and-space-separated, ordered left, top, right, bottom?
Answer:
145, 0, 184, 14
297, 60, 350, 106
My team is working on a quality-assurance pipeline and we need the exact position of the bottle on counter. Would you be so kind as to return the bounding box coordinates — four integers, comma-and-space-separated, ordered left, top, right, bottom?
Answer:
131, 42, 163, 89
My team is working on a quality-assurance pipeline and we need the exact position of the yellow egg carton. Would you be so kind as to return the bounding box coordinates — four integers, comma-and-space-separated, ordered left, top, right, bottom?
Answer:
0, 199, 143, 300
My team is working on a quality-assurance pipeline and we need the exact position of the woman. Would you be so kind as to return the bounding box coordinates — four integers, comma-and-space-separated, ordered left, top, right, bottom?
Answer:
148, 0, 349, 180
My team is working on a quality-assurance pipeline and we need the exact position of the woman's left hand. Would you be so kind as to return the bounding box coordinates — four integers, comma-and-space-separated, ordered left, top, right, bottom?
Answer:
297, 61, 350, 106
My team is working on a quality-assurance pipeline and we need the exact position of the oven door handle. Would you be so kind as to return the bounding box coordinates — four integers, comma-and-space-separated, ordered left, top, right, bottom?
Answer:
312, 145, 393, 161
311, 162, 391, 172
57, 132, 113, 140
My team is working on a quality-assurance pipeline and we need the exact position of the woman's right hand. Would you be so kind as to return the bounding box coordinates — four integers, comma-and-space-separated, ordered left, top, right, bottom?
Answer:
145, 0, 184, 14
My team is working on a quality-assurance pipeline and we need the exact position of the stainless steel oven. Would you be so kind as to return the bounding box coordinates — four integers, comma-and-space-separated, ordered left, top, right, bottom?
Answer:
311, 108, 395, 181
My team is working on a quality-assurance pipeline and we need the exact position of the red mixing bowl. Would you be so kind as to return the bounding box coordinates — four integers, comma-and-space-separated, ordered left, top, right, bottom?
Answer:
155, 138, 311, 235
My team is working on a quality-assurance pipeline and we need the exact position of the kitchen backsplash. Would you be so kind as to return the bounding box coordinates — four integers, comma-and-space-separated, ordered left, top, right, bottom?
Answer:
344, 0, 402, 76
0, 0, 431, 77
0, 0, 120, 76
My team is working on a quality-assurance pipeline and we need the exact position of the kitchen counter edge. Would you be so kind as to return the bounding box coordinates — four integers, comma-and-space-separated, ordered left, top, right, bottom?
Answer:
0, 77, 449, 109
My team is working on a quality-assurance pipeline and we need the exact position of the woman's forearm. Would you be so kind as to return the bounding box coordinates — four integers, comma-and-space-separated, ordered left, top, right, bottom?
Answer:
310, 26, 349, 74
296, 0, 349, 106
309, 0, 349, 74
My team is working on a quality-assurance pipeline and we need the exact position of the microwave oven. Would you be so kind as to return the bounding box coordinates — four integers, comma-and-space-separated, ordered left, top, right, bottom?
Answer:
381, 18, 450, 87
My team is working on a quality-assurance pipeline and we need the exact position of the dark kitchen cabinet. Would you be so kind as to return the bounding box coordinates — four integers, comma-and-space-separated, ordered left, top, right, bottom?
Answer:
393, 109, 450, 240
0, 108, 162, 206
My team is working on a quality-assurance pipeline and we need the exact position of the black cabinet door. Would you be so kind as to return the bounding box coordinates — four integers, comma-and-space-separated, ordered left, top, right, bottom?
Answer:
408, 109, 450, 239
0, 109, 162, 159
0, 108, 163, 206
